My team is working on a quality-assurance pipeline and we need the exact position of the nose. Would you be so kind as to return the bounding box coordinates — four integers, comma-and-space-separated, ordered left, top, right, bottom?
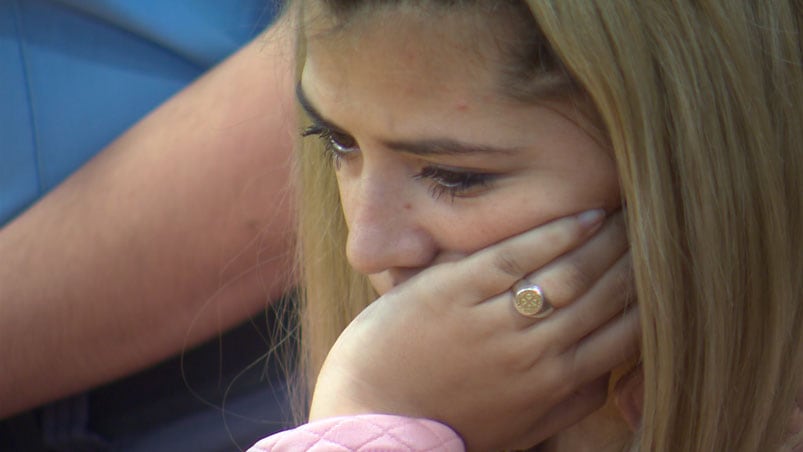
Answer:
342, 174, 437, 277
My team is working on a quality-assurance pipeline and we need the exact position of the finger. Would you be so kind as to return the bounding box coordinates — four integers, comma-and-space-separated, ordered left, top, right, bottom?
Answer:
541, 252, 635, 350
509, 375, 609, 450
474, 251, 633, 335
453, 209, 607, 303
554, 306, 641, 394
524, 210, 628, 310
572, 306, 641, 381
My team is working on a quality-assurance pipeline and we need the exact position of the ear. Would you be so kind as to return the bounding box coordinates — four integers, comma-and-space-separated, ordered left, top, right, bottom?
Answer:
613, 364, 643, 432
786, 384, 803, 451
613, 368, 803, 450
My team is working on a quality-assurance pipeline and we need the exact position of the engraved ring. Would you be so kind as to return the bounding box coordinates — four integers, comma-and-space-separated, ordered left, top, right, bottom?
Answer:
512, 280, 554, 319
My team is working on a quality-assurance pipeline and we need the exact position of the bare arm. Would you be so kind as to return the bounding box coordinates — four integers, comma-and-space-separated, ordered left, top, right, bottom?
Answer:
0, 17, 296, 418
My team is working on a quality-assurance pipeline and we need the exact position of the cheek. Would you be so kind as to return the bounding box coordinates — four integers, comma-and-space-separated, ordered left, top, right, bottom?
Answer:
334, 164, 367, 228
336, 175, 357, 228
420, 201, 543, 254
420, 170, 620, 255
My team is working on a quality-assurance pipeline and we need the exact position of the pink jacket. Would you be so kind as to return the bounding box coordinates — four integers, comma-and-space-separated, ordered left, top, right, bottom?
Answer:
248, 414, 464, 451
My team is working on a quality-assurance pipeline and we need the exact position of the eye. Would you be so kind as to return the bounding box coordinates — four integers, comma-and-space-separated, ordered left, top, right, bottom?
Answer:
413, 166, 494, 201
301, 124, 359, 167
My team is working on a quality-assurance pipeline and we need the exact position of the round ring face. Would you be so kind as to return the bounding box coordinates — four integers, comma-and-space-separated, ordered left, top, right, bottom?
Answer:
513, 284, 552, 318
514, 286, 544, 316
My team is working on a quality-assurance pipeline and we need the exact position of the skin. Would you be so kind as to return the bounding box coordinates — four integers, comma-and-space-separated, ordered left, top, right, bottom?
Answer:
300, 12, 621, 287
299, 6, 637, 451
0, 16, 296, 417
299, 6, 803, 449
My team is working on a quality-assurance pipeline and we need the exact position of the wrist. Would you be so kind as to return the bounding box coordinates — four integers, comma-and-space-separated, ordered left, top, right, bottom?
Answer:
250, 414, 464, 452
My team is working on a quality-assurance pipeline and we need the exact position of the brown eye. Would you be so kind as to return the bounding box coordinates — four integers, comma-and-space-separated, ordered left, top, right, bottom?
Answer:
301, 125, 360, 168
329, 130, 358, 153
413, 166, 495, 200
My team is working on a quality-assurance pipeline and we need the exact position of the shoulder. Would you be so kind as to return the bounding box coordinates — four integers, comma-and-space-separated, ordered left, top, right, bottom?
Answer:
0, 0, 281, 225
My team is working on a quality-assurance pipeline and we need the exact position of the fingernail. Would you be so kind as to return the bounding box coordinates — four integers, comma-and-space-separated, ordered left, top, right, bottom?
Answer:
576, 208, 606, 231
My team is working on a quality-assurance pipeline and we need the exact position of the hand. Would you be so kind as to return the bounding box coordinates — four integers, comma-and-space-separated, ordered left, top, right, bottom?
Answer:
309, 210, 639, 451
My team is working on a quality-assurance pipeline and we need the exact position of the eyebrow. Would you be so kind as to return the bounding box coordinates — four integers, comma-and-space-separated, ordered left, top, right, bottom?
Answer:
296, 82, 519, 157
297, 82, 346, 134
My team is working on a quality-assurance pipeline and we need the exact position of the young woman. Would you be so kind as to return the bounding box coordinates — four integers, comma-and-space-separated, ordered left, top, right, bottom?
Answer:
252, 0, 802, 450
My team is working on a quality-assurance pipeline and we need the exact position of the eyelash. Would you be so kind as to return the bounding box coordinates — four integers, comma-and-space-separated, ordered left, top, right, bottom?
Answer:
301, 124, 494, 200
301, 124, 358, 168
413, 167, 493, 200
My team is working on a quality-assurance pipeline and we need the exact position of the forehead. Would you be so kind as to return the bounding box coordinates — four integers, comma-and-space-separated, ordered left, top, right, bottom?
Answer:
298, 2, 587, 147
301, 3, 513, 99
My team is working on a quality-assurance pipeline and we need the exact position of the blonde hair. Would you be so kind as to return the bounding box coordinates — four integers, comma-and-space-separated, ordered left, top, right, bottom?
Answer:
291, 1, 802, 450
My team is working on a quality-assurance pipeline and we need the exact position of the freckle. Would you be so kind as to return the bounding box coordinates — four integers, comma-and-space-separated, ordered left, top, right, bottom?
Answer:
403, 203, 412, 210
456, 103, 469, 112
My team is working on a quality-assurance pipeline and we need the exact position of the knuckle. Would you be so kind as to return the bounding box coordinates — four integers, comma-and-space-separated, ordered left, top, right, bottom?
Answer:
543, 363, 575, 400
503, 353, 530, 374
521, 344, 561, 382
493, 250, 527, 279
572, 305, 598, 334
560, 262, 594, 301
612, 254, 637, 302
557, 346, 583, 392
515, 350, 544, 374
504, 340, 544, 374
536, 262, 592, 308
542, 219, 585, 249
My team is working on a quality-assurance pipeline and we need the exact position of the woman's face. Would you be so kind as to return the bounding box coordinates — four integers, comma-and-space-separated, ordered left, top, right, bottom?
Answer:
300, 7, 621, 295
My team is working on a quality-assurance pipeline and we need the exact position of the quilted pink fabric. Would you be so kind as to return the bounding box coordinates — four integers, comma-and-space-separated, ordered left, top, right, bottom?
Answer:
248, 414, 465, 451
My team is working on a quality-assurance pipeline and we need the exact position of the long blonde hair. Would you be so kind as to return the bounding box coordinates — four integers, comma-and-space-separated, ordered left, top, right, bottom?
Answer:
292, 1, 802, 450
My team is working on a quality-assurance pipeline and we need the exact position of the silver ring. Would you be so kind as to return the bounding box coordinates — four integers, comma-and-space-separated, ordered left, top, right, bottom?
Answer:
512, 280, 554, 319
